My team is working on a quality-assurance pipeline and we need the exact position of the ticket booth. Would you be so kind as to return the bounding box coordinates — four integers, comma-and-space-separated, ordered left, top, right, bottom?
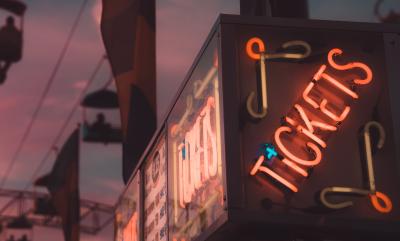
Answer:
115, 15, 400, 241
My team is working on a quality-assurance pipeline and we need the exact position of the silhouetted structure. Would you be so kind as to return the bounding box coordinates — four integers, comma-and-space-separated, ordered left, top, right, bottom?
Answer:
6, 235, 15, 241
0, 16, 21, 83
5, 216, 32, 241
18, 235, 28, 241
81, 88, 123, 144
0, 0, 26, 85
35, 128, 80, 241
240, 0, 308, 18
375, 0, 400, 23
0, 188, 114, 235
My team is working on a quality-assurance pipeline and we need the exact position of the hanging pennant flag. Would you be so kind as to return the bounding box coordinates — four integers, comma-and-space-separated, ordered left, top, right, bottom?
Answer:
101, 0, 156, 183
35, 128, 80, 241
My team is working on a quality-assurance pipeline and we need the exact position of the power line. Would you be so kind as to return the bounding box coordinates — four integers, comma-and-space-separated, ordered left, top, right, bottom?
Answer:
24, 55, 108, 190
0, 0, 89, 189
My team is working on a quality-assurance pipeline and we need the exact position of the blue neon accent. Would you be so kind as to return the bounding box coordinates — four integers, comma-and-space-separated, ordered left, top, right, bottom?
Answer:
263, 143, 278, 160
182, 142, 186, 159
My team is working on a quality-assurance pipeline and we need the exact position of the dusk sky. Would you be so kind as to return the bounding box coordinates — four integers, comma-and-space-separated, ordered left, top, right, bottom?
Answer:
0, 0, 398, 240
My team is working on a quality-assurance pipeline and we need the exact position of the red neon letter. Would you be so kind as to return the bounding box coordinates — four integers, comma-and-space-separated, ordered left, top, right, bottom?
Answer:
320, 99, 351, 122
282, 158, 308, 177
274, 126, 322, 166
201, 97, 218, 178
328, 48, 373, 85
250, 155, 299, 192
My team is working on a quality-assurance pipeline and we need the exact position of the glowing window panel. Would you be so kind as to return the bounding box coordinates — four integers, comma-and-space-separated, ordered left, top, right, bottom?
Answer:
168, 34, 224, 241
115, 172, 141, 241
144, 137, 168, 241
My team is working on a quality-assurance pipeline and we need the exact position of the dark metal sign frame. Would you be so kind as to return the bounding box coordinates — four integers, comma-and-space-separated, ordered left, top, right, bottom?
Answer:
118, 14, 400, 241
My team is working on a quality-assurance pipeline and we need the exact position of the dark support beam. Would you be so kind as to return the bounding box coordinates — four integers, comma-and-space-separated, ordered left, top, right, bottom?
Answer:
240, 0, 308, 18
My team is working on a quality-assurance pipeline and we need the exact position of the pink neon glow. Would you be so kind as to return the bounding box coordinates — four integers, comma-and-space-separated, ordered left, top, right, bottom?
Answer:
296, 126, 327, 148
182, 135, 193, 205
246, 37, 265, 60
285, 116, 297, 126
294, 104, 314, 132
321, 73, 359, 99
123, 213, 138, 241
282, 158, 308, 177
292, 104, 331, 148
190, 118, 202, 189
202, 97, 218, 177
320, 99, 351, 122
251, 155, 299, 192
310, 121, 337, 131
327, 48, 373, 85
303, 82, 319, 109
313, 64, 327, 81
176, 97, 218, 208
274, 126, 322, 166
370, 192, 393, 213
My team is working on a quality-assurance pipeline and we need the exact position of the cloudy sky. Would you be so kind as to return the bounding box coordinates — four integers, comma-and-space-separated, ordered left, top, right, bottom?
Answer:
0, 0, 398, 240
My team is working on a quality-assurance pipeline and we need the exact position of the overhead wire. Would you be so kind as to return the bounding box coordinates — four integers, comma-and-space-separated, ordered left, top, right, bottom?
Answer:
24, 55, 108, 190
0, 0, 89, 188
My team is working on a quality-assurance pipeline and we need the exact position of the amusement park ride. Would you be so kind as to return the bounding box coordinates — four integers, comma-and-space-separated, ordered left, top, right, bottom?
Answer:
1, 0, 399, 240
0, 0, 24, 85
0, 1, 121, 239
0, 188, 114, 238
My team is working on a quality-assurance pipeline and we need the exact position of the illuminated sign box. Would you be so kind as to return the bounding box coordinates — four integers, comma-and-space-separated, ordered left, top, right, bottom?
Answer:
115, 15, 400, 241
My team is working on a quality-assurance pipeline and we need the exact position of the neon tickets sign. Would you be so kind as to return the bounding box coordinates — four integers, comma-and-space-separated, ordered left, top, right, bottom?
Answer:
172, 97, 218, 208
246, 37, 392, 213
123, 213, 138, 241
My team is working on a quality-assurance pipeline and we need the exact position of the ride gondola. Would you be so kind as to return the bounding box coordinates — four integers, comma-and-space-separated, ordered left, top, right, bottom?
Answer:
81, 87, 122, 144
4, 216, 32, 241
0, 0, 26, 85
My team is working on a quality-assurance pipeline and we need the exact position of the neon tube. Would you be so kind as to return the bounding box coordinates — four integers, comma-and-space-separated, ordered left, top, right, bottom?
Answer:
214, 77, 223, 177
313, 64, 327, 81
260, 52, 268, 113
190, 118, 202, 189
370, 192, 393, 213
274, 126, 322, 166
296, 126, 327, 148
251, 155, 299, 192
311, 121, 337, 131
172, 141, 179, 222
285, 116, 297, 126
320, 99, 351, 122
321, 73, 358, 99
246, 37, 265, 60
294, 104, 314, 132
363, 121, 385, 193
194, 66, 218, 99
303, 82, 319, 109
201, 97, 218, 177
327, 48, 373, 85
303, 65, 327, 109
177, 143, 186, 208
292, 104, 330, 147
282, 158, 308, 177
